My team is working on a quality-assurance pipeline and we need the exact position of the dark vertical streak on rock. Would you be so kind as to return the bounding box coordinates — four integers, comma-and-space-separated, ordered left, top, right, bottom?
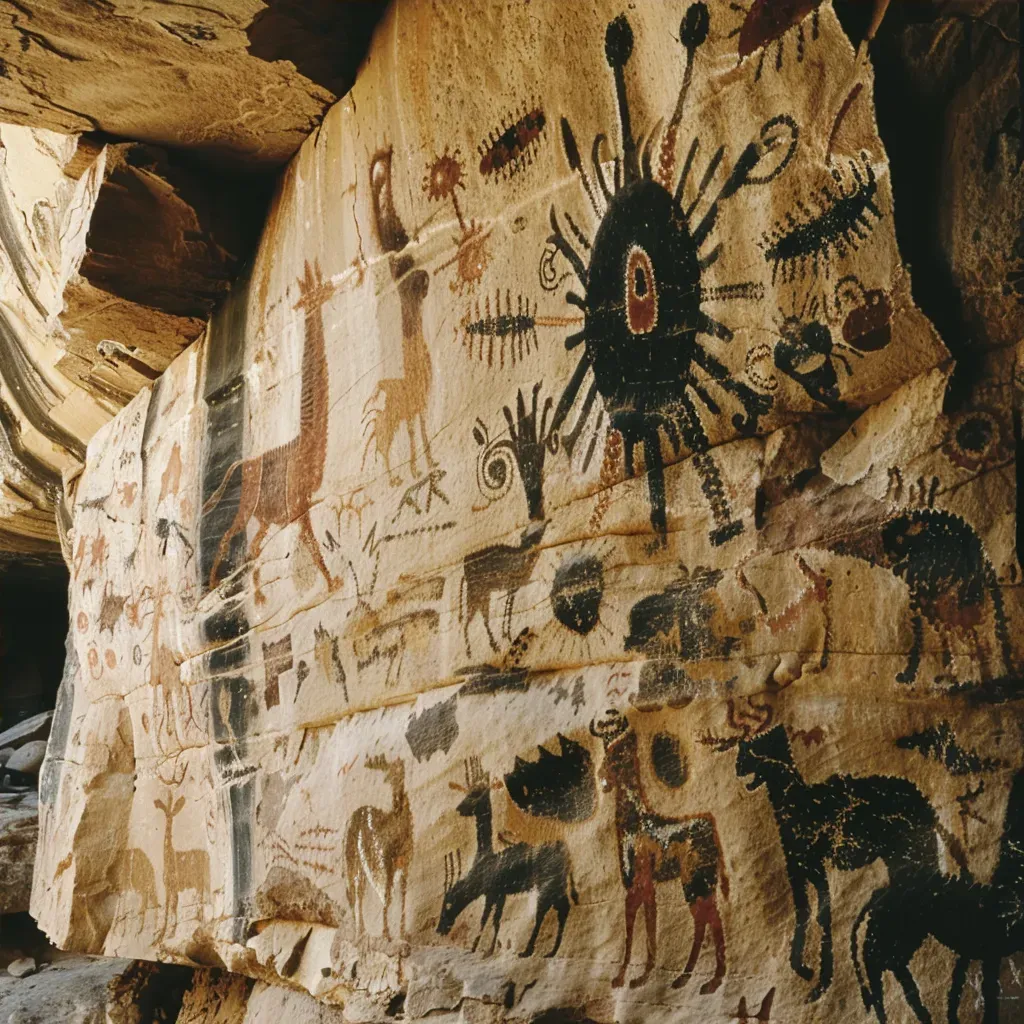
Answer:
38, 630, 77, 806
199, 268, 254, 941
834, 1, 1009, 412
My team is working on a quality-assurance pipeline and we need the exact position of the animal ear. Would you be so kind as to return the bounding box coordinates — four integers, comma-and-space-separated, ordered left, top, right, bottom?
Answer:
173, 796, 186, 814
762, 725, 789, 754
448, 781, 467, 792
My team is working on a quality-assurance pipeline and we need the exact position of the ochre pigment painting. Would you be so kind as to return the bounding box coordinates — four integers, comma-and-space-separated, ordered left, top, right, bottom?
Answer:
32, 3, 1024, 1022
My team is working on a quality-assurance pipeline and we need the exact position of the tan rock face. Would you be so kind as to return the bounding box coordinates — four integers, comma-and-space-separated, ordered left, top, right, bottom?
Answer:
0, 1, 384, 170
30, 2, 1024, 1022
0, 127, 269, 552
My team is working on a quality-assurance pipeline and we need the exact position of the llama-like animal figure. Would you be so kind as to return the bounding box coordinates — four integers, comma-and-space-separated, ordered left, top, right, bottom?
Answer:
362, 147, 435, 486
154, 792, 211, 937
204, 260, 338, 604
592, 710, 729, 993
148, 581, 202, 750
344, 754, 413, 941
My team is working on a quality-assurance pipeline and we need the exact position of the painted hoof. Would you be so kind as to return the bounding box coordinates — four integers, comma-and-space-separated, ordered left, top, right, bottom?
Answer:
699, 977, 723, 996
807, 981, 829, 1003
671, 972, 692, 990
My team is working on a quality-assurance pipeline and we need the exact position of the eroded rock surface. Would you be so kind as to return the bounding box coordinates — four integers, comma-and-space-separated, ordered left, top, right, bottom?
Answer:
0, 126, 269, 551
0, 955, 137, 1023
0, 792, 37, 915
30, 2, 1024, 1022
0, 1, 384, 170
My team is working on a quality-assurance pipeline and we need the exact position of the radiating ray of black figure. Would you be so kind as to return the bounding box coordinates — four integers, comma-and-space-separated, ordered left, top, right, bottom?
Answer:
547, 8, 798, 546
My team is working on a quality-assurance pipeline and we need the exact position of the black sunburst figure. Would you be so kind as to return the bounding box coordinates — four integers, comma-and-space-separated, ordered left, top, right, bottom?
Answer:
547, 8, 798, 547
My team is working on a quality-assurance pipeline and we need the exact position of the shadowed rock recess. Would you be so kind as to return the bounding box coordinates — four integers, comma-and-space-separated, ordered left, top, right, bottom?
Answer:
14, 0, 1024, 1022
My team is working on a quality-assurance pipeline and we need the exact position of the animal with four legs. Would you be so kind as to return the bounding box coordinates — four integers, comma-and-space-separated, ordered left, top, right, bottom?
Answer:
460, 521, 548, 655
153, 792, 211, 938
345, 754, 413, 941
830, 509, 1012, 685
705, 720, 965, 1002
362, 147, 436, 485
204, 260, 339, 604
854, 764, 1024, 1024
592, 709, 729, 993
437, 763, 578, 957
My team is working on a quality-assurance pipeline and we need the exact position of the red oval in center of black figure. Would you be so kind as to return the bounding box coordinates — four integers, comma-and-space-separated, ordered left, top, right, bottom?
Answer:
626, 245, 659, 335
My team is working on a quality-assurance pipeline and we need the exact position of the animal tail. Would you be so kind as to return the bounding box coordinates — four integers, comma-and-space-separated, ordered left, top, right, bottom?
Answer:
937, 821, 971, 880
851, 894, 874, 1011
569, 870, 579, 905
201, 459, 243, 515
458, 573, 466, 624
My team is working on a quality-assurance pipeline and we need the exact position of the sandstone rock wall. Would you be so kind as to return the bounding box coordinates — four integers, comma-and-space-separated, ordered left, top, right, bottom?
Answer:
31, 2, 1024, 1021
0, 126, 269, 551
0, 1, 384, 169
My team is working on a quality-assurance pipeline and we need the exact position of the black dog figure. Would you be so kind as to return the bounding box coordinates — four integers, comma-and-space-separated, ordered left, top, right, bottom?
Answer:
437, 775, 578, 957
835, 508, 1012, 684
712, 724, 963, 1002
854, 765, 1024, 1024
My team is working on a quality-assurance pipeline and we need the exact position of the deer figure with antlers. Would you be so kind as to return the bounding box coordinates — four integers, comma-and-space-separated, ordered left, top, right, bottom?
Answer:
591, 709, 729, 993
154, 790, 211, 938
344, 754, 413, 941
437, 759, 578, 957
204, 259, 340, 604
703, 699, 966, 1003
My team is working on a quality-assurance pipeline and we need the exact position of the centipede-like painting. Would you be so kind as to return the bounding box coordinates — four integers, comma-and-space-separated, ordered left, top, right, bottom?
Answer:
32, 2, 1024, 1022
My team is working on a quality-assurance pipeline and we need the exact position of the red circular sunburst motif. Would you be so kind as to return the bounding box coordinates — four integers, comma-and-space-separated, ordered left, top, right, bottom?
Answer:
424, 148, 465, 202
